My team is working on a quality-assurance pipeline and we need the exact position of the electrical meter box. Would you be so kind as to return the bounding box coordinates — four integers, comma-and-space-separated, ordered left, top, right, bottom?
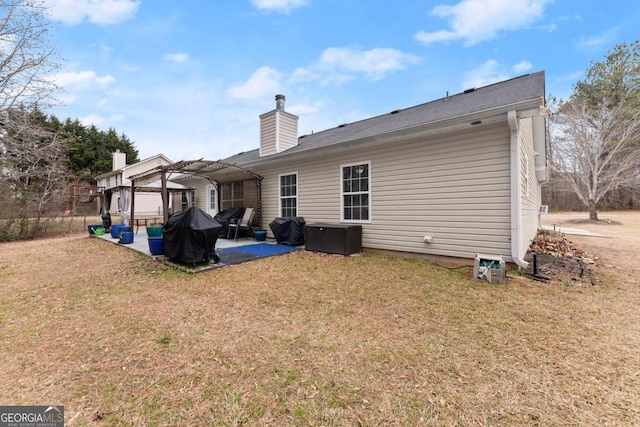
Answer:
473, 254, 506, 284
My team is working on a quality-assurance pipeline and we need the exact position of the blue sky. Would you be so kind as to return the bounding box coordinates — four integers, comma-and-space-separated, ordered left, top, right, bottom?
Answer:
43, 0, 639, 162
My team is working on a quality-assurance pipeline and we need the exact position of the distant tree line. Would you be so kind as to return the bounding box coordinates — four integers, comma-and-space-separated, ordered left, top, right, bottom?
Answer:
28, 108, 140, 183
542, 183, 640, 212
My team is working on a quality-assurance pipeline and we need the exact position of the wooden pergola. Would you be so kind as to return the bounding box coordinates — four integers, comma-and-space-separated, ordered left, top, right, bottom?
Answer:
128, 159, 263, 227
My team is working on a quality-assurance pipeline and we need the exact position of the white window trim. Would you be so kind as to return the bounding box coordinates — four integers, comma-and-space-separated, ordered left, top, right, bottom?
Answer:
278, 172, 298, 217
340, 161, 372, 223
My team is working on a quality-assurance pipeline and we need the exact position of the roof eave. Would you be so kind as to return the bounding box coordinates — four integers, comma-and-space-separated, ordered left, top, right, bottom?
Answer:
95, 169, 123, 180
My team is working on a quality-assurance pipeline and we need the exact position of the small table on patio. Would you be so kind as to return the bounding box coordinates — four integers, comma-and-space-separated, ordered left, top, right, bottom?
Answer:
134, 218, 159, 234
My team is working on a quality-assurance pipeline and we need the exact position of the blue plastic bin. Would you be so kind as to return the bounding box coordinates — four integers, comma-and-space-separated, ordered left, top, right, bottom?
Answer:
119, 231, 134, 244
148, 236, 164, 255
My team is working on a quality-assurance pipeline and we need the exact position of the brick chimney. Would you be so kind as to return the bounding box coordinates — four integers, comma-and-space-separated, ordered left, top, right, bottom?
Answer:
259, 94, 298, 157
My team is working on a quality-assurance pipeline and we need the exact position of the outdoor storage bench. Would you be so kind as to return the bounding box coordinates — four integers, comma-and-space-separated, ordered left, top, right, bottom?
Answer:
304, 223, 362, 255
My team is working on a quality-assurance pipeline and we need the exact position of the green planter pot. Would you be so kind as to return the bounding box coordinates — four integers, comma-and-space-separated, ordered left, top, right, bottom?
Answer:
146, 225, 164, 237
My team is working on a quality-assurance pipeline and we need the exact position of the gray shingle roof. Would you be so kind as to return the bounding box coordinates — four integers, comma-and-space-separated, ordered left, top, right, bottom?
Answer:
224, 71, 545, 165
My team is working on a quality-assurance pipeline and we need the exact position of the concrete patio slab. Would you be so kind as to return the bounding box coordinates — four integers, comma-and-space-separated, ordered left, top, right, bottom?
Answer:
93, 229, 272, 258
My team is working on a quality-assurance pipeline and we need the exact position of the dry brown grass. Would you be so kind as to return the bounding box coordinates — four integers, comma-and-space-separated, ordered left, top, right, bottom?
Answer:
1, 212, 639, 426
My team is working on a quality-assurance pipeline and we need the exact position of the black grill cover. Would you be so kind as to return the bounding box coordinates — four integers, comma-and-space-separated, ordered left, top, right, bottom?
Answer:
269, 217, 305, 246
213, 207, 245, 237
163, 207, 222, 264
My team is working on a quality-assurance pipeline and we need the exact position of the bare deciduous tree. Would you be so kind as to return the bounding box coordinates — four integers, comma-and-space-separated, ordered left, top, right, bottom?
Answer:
0, 1, 68, 239
550, 99, 640, 221
0, 0, 59, 110
1, 108, 71, 227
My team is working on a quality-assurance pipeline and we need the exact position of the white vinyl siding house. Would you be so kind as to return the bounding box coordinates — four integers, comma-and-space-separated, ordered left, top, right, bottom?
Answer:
253, 123, 512, 259
518, 116, 544, 258
95, 153, 176, 216
163, 73, 548, 266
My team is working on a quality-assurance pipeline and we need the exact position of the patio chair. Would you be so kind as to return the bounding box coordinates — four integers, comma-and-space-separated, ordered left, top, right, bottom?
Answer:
227, 207, 255, 241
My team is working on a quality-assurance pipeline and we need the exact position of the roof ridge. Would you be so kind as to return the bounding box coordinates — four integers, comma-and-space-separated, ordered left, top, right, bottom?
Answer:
297, 71, 543, 139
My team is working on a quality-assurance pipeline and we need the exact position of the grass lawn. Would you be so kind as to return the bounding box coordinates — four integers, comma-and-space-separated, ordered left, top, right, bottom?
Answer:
1, 212, 639, 426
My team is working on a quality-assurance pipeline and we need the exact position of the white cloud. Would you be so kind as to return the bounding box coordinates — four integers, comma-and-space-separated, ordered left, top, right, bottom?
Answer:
462, 59, 536, 90
462, 60, 510, 89
415, 0, 552, 46
251, 0, 309, 14
57, 93, 78, 105
43, 0, 140, 25
79, 113, 106, 127
226, 66, 283, 100
163, 53, 190, 63
78, 112, 123, 128
49, 70, 115, 105
289, 67, 318, 84
287, 100, 323, 116
0, 34, 15, 56
291, 46, 421, 85
51, 70, 116, 90
512, 60, 533, 74
557, 70, 583, 81
578, 29, 618, 51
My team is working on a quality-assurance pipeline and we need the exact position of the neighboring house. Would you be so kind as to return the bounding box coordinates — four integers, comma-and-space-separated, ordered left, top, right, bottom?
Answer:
95, 152, 188, 216
159, 72, 548, 266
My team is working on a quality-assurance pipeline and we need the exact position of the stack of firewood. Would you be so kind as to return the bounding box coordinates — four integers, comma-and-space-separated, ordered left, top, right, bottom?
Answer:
531, 231, 593, 262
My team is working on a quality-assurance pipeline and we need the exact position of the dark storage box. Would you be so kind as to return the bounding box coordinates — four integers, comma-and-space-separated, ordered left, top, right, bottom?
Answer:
304, 223, 362, 255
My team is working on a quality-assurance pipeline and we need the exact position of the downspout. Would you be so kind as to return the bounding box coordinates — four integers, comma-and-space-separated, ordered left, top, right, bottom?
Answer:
533, 114, 549, 229
532, 115, 549, 184
508, 110, 529, 268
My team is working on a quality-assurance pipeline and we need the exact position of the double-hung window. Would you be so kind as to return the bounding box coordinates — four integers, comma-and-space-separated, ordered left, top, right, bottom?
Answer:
341, 162, 370, 221
279, 173, 298, 217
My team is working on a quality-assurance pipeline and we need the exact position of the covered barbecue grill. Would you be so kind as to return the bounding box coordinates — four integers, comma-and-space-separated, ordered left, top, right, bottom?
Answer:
163, 207, 222, 264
